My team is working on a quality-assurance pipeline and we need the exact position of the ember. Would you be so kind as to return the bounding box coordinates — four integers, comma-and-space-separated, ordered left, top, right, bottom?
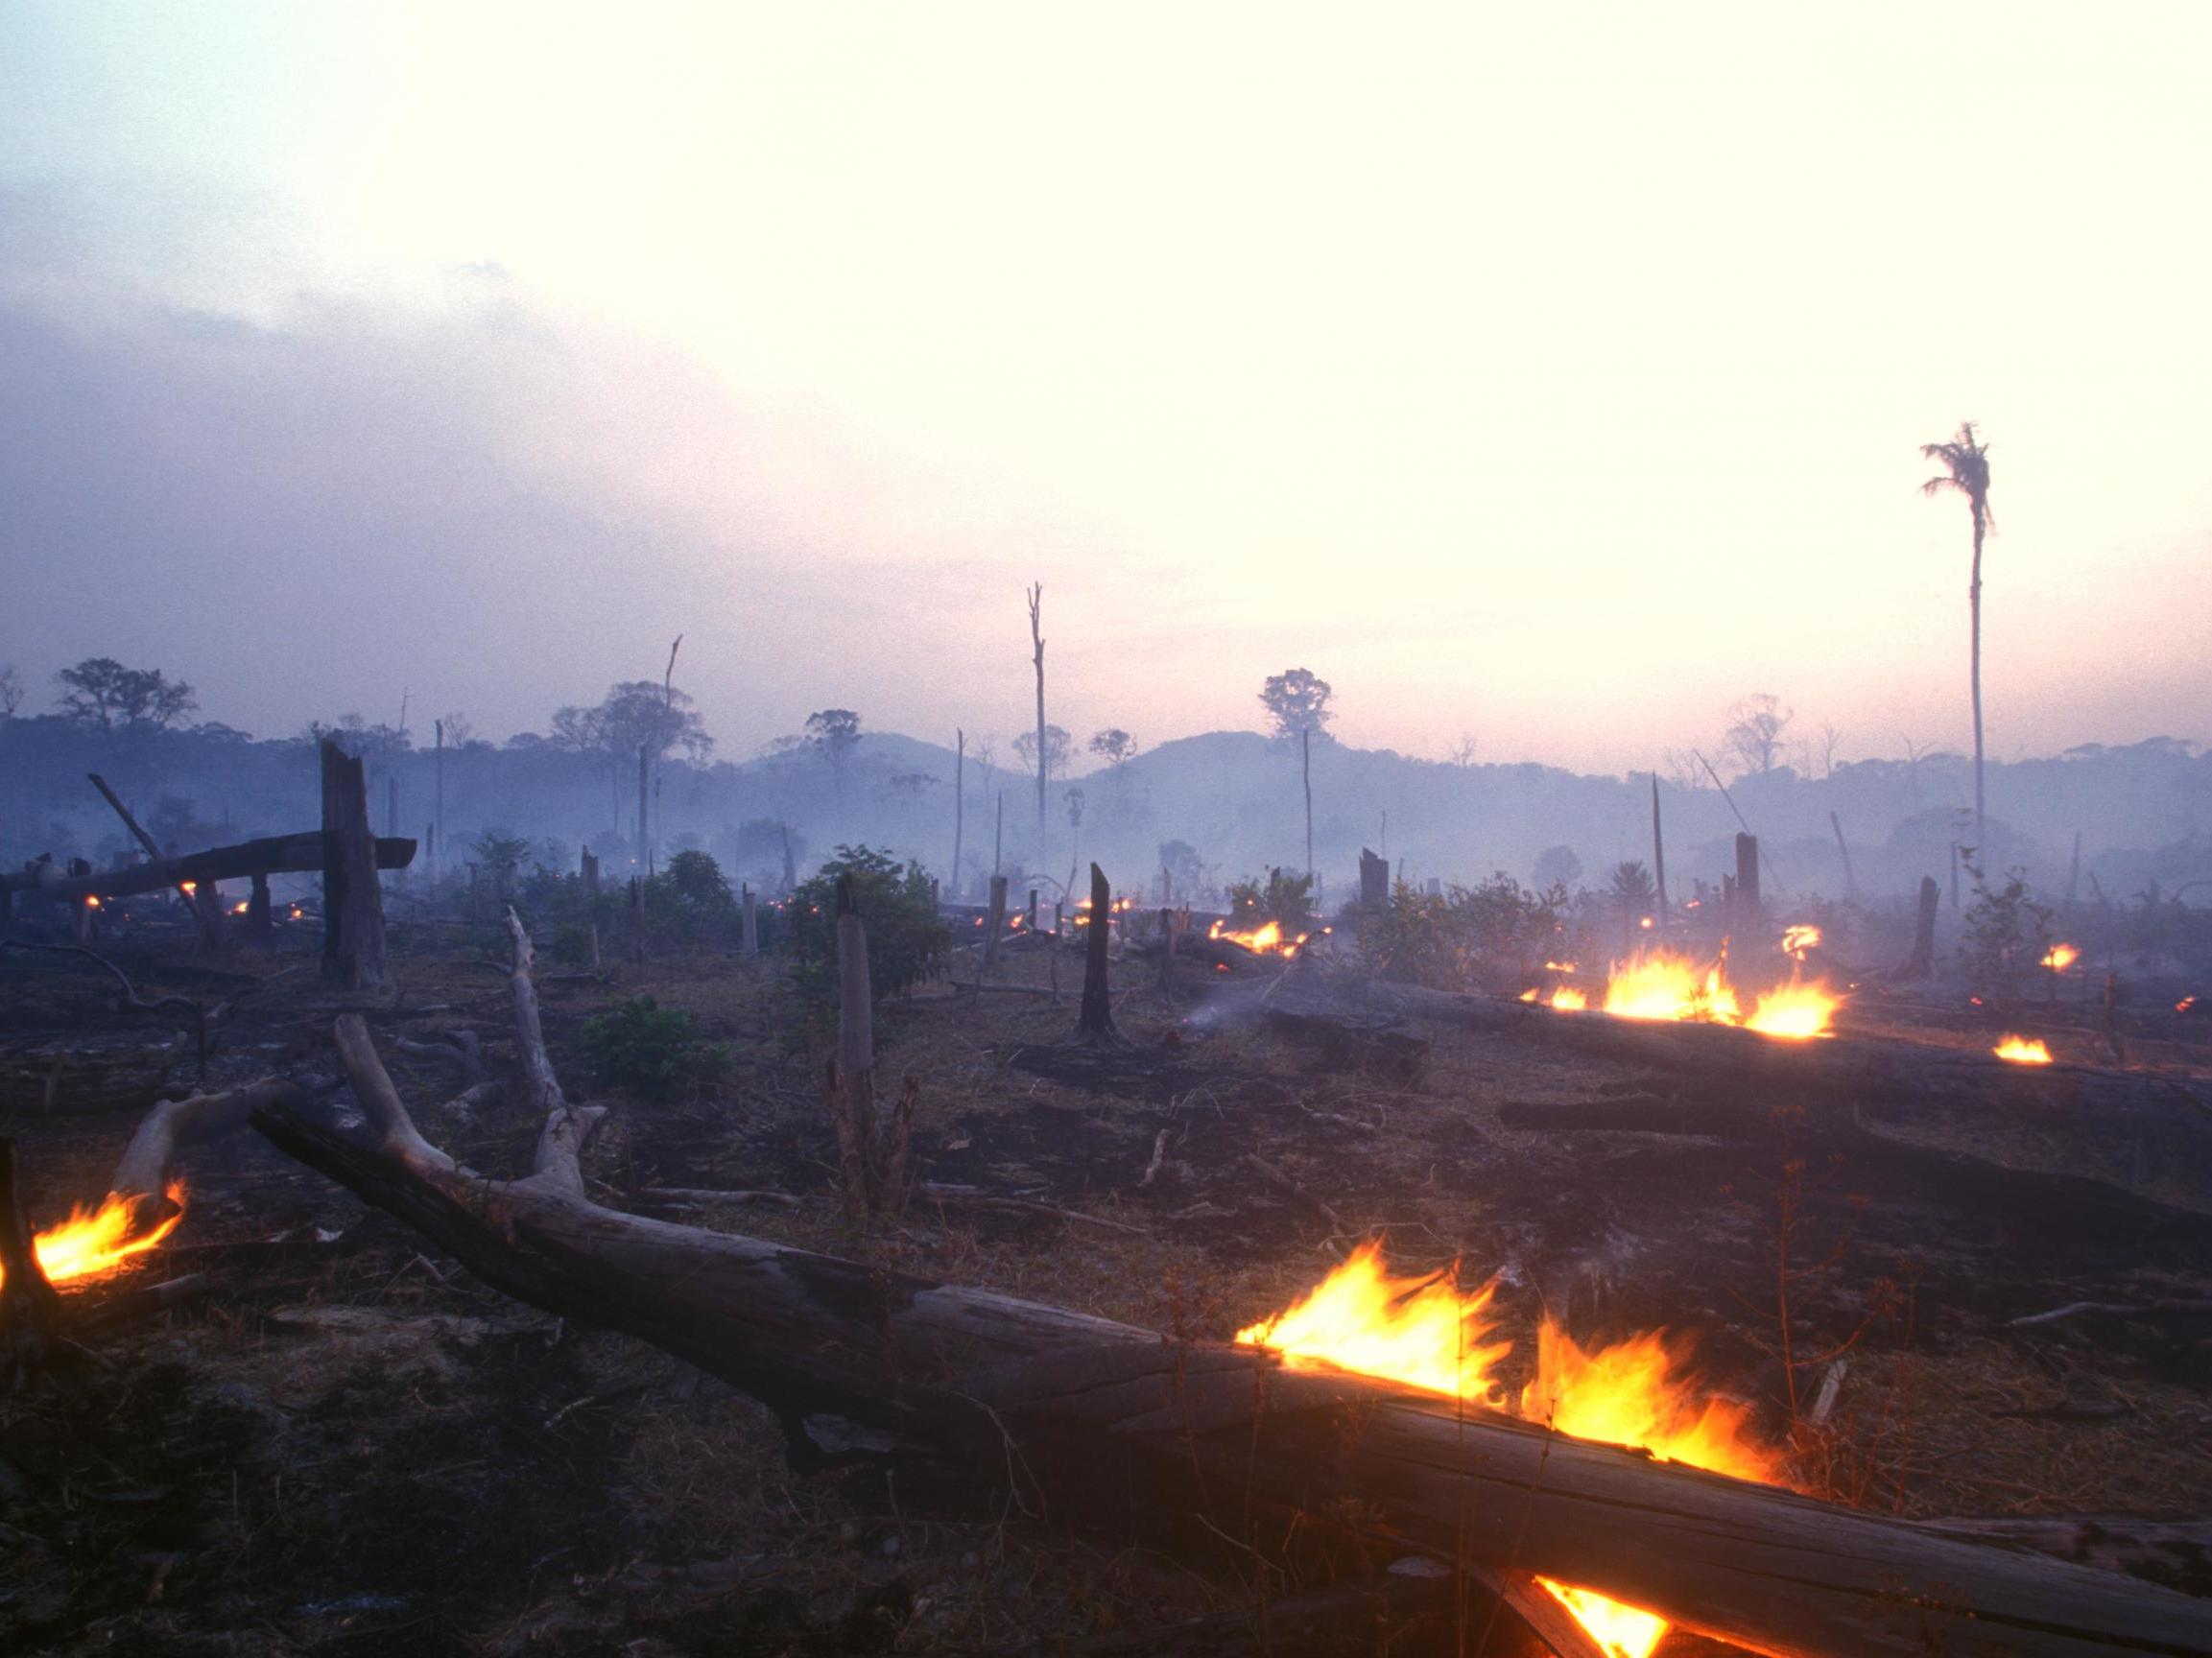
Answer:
1781, 923, 1821, 959
1238, 1242, 1787, 1657
0, 1183, 186, 1293
1994, 1033, 2054, 1065
2042, 942, 2081, 972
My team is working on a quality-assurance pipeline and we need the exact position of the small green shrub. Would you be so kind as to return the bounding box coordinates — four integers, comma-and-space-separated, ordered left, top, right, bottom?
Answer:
1227, 867, 1316, 933
787, 845, 951, 1025
575, 995, 726, 1100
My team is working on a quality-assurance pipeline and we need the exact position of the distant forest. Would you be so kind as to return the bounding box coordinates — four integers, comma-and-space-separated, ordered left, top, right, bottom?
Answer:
4, 658, 2209, 918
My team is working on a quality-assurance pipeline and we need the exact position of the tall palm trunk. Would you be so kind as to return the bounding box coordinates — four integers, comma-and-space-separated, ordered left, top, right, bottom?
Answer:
1969, 511, 1985, 855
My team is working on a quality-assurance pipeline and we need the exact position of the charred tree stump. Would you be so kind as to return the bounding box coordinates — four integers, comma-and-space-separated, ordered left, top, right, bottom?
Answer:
244, 1023, 2212, 1658
1074, 863, 1121, 1044
0, 1139, 66, 1386
983, 874, 1009, 969
1358, 846, 1390, 908
247, 871, 274, 939
319, 740, 388, 991
741, 884, 760, 957
628, 876, 646, 965
1904, 874, 1939, 978
1651, 774, 1670, 924
1734, 832, 1761, 928
580, 846, 600, 901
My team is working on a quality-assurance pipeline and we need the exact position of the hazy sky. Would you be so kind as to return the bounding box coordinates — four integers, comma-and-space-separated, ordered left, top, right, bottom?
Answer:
3, 3, 2207, 772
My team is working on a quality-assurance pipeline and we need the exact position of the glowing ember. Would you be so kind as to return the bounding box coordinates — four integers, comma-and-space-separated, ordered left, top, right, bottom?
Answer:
2041, 942, 2081, 972
2181, 997, 2199, 1014
1994, 1034, 2054, 1065
0, 1184, 186, 1293
1238, 1244, 1785, 1657
85, 895, 102, 910
1780, 924, 1821, 959
1543, 960, 1578, 973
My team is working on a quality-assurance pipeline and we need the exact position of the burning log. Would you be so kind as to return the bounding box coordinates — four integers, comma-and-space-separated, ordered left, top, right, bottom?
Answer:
1356, 982, 2212, 1129
241, 976, 2212, 1656
0, 1079, 297, 1381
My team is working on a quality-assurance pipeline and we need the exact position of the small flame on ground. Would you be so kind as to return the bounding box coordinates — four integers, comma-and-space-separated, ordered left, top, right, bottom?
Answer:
1549, 986, 1590, 1011
1237, 1244, 1786, 1658
1994, 1034, 2054, 1065
1544, 960, 1578, 973
1780, 924, 1821, 960
2041, 942, 2081, 972
0, 1183, 186, 1293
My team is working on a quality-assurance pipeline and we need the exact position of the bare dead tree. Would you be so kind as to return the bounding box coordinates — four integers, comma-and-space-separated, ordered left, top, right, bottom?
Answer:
1028, 583, 1047, 852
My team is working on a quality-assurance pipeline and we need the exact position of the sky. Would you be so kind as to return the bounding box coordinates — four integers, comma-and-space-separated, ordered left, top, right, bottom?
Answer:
2, 2, 2208, 774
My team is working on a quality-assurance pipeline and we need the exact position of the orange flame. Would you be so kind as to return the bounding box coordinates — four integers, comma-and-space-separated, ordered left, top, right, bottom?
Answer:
1781, 924, 1821, 960
1237, 1244, 1785, 1658
0, 1183, 186, 1293
1208, 918, 1310, 958
2041, 942, 2081, 972
1549, 986, 1590, 1011
1994, 1034, 2054, 1065
1598, 948, 1841, 1040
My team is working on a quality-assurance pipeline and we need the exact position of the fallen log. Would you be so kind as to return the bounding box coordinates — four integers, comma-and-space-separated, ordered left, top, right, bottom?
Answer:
1355, 982, 2212, 1125
3, 832, 416, 903
239, 950, 2212, 1657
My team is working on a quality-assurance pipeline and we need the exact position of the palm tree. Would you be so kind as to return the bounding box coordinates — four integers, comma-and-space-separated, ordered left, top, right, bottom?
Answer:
1920, 421, 1994, 853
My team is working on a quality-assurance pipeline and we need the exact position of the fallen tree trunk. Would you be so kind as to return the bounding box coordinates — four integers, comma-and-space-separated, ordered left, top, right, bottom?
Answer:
1355, 982, 2212, 1125
4, 832, 416, 903
241, 961, 2212, 1657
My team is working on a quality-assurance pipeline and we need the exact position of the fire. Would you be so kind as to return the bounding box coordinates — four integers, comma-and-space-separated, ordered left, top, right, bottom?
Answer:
1208, 918, 1311, 958
1781, 924, 1821, 960
1604, 952, 1741, 1024
1238, 1244, 1786, 1657
2041, 942, 2081, 972
1234, 1240, 1509, 1400
0, 1183, 186, 1293
1549, 986, 1590, 1011
1994, 1034, 2054, 1065
1544, 960, 1578, 973
85, 894, 102, 910
1533, 1581, 1670, 1658
1741, 980, 1839, 1040
1595, 948, 1842, 1040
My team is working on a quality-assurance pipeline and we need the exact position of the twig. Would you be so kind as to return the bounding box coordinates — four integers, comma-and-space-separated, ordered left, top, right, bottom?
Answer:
2006, 1298, 2212, 1329
918, 1183, 1146, 1235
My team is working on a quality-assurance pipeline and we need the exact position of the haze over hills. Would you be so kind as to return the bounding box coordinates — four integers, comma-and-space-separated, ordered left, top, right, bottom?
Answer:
7, 709, 2206, 915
